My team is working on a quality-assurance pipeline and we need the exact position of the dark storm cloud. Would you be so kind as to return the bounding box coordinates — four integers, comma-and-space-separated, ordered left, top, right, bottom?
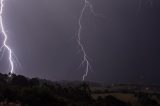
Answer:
0, 0, 160, 84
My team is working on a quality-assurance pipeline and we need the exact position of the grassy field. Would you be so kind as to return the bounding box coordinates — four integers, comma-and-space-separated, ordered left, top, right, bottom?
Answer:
92, 92, 160, 106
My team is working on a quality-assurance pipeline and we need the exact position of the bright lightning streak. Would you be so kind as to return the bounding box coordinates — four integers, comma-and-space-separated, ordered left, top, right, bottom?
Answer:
0, 0, 14, 74
77, 0, 98, 81
0, 0, 99, 78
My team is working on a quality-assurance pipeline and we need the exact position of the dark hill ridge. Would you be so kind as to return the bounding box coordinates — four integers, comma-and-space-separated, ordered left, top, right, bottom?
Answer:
103, 83, 160, 94
0, 73, 102, 87
0, 73, 159, 106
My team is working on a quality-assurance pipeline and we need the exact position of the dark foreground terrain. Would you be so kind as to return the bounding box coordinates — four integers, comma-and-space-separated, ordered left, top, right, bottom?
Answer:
0, 73, 159, 106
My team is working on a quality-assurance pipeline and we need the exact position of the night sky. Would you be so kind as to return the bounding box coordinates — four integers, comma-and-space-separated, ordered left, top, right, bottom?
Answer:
0, 0, 160, 84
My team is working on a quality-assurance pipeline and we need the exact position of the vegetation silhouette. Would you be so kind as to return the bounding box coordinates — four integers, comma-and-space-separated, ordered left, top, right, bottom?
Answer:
0, 73, 159, 106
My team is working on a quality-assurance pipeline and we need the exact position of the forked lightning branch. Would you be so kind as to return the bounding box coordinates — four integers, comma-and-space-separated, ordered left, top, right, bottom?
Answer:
0, 0, 99, 80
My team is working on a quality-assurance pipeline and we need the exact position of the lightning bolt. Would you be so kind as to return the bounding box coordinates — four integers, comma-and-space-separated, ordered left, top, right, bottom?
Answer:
77, 0, 100, 81
0, 0, 14, 74
0, 0, 99, 79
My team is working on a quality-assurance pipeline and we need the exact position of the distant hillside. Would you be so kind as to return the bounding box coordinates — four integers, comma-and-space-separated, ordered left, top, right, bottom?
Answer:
57, 80, 102, 87
0, 73, 159, 106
